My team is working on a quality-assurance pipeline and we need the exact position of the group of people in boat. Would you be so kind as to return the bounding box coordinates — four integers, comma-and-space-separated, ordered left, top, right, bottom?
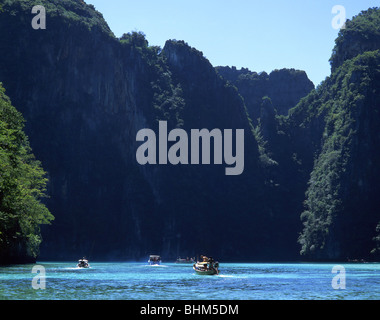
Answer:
148, 255, 162, 265
175, 256, 195, 263
77, 257, 90, 268
200, 255, 218, 266
194, 255, 219, 275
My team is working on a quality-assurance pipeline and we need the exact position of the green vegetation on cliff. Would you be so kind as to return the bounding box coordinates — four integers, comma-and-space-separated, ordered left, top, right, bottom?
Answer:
222, 8, 380, 261
1, 0, 113, 36
0, 0, 379, 262
216, 66, 314, 119
290, 8, 380, 260
297, 50, 380, 260
0, 84, 53, 264
330, 7, 380, 72
120, 32, 186, 128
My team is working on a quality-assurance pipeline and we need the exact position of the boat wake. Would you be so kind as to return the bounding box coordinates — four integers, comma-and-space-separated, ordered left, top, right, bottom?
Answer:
145, 264, 168, 268
218, 274, 244, 278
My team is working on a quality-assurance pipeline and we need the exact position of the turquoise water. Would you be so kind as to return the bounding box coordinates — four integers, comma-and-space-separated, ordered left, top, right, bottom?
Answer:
0, 262, 379, 300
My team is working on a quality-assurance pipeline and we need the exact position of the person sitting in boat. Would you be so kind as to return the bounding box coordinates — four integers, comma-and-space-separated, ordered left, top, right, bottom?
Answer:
77, 257, 89, 268
201, 255, 209, 262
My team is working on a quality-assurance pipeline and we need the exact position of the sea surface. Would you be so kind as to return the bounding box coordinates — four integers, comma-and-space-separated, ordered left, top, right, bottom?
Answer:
0, 262, 379, 300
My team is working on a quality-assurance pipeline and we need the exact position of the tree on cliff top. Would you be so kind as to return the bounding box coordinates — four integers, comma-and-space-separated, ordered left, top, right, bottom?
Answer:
330, 7, 380, 72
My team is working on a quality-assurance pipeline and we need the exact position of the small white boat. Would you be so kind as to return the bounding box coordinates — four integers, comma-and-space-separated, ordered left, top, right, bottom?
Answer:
77, 258, 90, 268
148, 255, 161, 265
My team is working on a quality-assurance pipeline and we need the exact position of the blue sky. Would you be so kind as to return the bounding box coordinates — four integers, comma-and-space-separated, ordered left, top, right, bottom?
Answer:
86, 0, 379, 86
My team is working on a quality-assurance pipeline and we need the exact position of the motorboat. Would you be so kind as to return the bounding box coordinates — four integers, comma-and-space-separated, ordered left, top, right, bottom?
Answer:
193, 256, 219, 275
175, 257, 195, 263
148, 255, 161, 265
77, 258, 90, 268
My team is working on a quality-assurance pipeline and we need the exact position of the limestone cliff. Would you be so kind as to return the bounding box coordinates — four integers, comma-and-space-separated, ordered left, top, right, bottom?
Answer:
1, 0, 379, 263
216, 66, 314, 119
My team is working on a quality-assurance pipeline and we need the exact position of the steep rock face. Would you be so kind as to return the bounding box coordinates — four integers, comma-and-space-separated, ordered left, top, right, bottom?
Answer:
159, 41, 275, 259
0, 0, 164, 260
290, 7, 380, 260
216, 66, 314, 119
268, 69, 315, 116
330, 8, 380, 72
296, 51, 380, 261
256, 8, 380, 261
163, 41, 253, 130
0, 0, 279, 261
213, 66, 315, 260
163, 41, 315, 260
1, 0, 378, 263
